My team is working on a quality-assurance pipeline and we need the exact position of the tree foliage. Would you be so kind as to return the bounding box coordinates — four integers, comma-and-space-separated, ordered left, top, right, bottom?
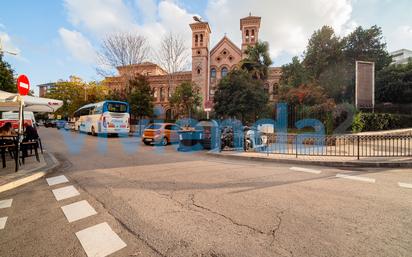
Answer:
213, 69, 269, 123
46, 76, 108, 117
170, 81, 202, 118
127, 75, 154, 119
0, 53, 17, 93
240, 41, 273, 80
376, 60, 412, 104
280, 25, 392, 103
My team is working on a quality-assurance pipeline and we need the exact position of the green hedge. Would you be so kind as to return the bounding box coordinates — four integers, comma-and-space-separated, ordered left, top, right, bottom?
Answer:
352, 112, 412, 132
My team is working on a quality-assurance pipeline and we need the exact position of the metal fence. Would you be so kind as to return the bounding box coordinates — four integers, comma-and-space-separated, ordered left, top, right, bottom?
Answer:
261, 134, 412, 159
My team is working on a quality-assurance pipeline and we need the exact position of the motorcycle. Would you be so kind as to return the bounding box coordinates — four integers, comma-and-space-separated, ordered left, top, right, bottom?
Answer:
220, 127, 234, 150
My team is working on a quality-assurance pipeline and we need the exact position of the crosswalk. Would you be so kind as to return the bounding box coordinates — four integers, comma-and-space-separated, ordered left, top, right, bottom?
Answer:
46, 174, 127, 257
0, 198, 12, 230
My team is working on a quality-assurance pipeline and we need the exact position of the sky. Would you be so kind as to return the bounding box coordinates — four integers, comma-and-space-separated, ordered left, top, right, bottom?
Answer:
1, 0, 412, 95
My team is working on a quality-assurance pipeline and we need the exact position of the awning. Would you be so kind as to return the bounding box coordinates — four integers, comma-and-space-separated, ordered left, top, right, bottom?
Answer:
0, 90, 63, 113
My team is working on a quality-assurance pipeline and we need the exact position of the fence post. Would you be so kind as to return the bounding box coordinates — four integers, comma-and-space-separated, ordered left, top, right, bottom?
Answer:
357, 135, 360, 160
295, 135, 298, 158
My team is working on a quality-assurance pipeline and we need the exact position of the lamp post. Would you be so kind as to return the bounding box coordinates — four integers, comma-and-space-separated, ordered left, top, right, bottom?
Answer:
0, 38, 18, 56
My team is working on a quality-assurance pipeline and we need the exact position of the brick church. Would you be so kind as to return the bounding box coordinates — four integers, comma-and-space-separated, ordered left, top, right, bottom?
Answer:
104, 15, 282, 120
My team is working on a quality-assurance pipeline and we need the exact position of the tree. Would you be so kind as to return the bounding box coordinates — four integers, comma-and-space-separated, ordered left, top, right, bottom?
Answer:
213, 69, 269, 123
240, 41, 273, 80
127, 76, 154, 120
170, 81, 202, 119
97, 32, 150, 76
46, 78, 86, 117
0, 53, 16, 93
303, 26, 343, 80
46, 77, 108, 117
155, 33, 189, 74
280, 56, 309, 88
376, 60, 412, 104
343, 25, 392, 72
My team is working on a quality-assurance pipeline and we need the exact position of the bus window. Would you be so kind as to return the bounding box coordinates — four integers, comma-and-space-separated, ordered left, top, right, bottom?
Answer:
105, 102, 128, 113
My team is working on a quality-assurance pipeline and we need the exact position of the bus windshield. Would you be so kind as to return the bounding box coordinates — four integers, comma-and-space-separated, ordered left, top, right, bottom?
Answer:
105, 102, 128, 113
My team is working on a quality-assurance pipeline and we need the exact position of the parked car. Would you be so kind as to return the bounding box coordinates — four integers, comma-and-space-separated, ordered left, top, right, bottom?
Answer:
142, 123, 182, 146
55, 120, 67, 129
44, 120, 56, 128
64, 122, 75, 131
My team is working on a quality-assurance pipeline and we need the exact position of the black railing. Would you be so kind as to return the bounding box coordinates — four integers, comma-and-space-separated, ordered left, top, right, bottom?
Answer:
263, 134, 412, 159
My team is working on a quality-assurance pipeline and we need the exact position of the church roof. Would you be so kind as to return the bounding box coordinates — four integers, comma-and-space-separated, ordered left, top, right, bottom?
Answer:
210, 36, 242, 56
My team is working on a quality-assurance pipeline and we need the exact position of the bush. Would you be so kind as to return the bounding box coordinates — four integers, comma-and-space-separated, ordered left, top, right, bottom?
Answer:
351, 112, 412, 132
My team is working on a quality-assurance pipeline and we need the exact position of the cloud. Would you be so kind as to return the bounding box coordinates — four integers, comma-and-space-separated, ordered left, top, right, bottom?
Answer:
387, 25, 412, 52
205, 0, 354, 58
63, 0, 197, 60
58, 28, 97, 63
64, 0, 137, 36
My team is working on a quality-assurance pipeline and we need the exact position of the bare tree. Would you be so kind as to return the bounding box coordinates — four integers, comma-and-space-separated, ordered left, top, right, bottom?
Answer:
155, 32, 189, 74
97, 32, 150, 76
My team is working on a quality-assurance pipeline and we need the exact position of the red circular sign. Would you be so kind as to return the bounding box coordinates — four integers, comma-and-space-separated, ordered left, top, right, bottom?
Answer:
17, 74, 30, 95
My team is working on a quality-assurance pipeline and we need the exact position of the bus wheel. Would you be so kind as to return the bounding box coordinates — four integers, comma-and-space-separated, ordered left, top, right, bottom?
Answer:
91, 126, 97, 136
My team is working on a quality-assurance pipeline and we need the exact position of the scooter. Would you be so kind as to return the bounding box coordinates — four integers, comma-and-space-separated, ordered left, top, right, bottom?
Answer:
244, 127, 268, 152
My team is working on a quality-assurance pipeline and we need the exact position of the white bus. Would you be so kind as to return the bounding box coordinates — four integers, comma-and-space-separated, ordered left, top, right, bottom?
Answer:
73, 101, 130, 136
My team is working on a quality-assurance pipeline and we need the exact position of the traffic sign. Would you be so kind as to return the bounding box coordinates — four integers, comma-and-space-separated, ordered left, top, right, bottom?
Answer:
204, 100, 213, 112
17, 74, 30, 95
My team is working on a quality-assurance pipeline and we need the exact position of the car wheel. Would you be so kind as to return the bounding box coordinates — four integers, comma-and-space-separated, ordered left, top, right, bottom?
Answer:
144, 141, 151, 146
161, 137, 168, 146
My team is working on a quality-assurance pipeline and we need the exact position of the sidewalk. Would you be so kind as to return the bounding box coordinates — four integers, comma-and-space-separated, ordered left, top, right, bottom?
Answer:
208, 150, 412, 168
0, 151, 59, 193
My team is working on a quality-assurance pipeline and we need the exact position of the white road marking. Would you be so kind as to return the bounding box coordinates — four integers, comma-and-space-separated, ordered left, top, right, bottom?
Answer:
52, 185, 80, 201
46, 175, 69, 186
61, 200, 97, 223
0, 217, 7, 230
76, 222, 127, 257
290, 167, 322, 174
336, 174, 376, 183
0, 199, 13, 209
398, 182, 412, 189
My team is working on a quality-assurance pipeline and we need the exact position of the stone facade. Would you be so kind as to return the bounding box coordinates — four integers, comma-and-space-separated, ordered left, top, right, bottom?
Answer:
103, 15, 282, 119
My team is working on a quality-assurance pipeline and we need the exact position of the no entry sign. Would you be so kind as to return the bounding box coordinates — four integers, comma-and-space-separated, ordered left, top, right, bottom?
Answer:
17, 74, 30, 95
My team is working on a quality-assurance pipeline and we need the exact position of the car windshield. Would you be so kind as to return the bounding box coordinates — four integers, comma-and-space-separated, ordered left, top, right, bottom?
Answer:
147, 124, 162, 129
106, 102, 128, 113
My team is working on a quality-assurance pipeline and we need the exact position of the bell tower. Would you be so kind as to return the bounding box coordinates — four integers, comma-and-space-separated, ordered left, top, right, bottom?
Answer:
240, 14, 261, 58
190, 20, 211, 107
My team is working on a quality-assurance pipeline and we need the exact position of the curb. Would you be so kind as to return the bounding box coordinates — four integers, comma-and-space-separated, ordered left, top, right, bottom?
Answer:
0, 152, 60, 194
206, 152, 412, 168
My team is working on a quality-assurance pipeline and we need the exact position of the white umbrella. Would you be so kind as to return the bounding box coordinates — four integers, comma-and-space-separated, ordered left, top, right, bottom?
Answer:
0, 90, 63, 112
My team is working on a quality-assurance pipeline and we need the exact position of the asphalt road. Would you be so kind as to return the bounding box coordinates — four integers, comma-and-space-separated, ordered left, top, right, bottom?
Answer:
1, 127, 412, 257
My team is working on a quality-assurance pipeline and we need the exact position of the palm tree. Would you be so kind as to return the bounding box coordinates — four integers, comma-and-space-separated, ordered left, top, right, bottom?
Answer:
240, 41, 273, 80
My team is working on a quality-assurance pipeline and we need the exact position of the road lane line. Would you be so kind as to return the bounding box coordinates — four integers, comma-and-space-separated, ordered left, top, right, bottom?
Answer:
398, 182, 412, 189
0, 217, 7, 230
52, 185, 80, 201
336, 174, 375, 183
76, 222, 127, 257
61, 200, 97, 223
290, 167, 322, 174
0, 199, 13, 209
46, 175, 69, 186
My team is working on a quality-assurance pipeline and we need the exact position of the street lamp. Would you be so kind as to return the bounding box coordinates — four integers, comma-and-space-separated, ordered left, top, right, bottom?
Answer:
0, 38, 18, 56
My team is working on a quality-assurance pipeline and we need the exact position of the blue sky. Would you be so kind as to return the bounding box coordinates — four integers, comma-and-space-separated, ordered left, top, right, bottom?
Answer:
1, 0, 412, 95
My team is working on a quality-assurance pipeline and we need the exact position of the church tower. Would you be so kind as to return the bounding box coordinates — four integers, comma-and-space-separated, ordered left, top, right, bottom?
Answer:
190, 20, 211, 107
240, 14, 261, 59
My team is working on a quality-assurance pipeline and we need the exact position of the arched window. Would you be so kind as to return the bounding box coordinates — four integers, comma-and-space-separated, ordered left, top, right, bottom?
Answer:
210, 68, 216, 78
245, 30, 249, 42
200, 34, 203, 42
221, 67, 228, 78
251, 29, 255, 42
195, 35, 198, 43
197, 68, 201, 74
160, 87, 164, 101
